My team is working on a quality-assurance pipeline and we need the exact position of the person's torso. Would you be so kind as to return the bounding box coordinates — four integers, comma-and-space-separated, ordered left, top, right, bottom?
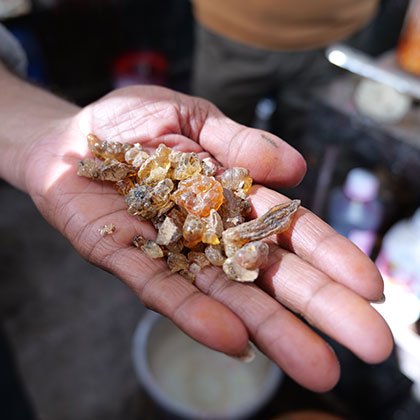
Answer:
193, 0, 380, 50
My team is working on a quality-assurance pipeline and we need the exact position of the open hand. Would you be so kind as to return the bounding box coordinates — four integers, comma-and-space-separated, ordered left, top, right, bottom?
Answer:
24, 85, 393, 391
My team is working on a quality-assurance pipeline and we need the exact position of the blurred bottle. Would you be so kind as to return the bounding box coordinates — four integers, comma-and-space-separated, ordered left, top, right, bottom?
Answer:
376, 208, 420, 297
397, 0, 420, 76
327, 168, 384, 256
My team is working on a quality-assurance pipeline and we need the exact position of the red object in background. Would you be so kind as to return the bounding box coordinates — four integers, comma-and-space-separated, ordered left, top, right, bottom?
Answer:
112, 50, 168, 88
397, 0, 420, 76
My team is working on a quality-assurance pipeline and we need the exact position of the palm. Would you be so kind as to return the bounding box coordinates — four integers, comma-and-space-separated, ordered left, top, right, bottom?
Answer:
26, 85, 392, 391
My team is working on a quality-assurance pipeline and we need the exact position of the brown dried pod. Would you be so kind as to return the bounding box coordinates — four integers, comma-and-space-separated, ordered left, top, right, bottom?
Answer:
222, 199, 300, 256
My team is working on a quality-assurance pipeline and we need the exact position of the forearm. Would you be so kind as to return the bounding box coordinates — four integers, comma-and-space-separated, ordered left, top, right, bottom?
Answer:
0, 63, 80, 191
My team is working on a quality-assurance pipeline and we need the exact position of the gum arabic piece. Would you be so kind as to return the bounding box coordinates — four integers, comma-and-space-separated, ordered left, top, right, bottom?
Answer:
87, 133, 132, 162
78, 134, 302, 284
182, 214, 204, 249
77, 158, 136, 182
156, 215, 183, 246
167, 252, 189, 273
114, 177, 135, 195
167, 207, 187, 227
132, 234, 164, 258
233, 241, 269, 270
142, 240, 165, 259
126, 184, 158, 219
218, 188, 251, 229
124, 143, 149, 167
153, 179, 175, 217
169, 150, 202, 180
223, 257, 259, 282
165, 239, 184, 254
223, 199, 300, 256
150, 213, 166, 230
125, 179, 174, 220
171, 174, 224, 217
137, 144, 172, 185
98, 223, 116, 236
201, 158, 218, 176
77, 159, 100, 179
187, 251, 210, 274
218, 167, 253, 198
187, 241, 206, 253
204, 244, 225, 266
126, 184, 165, 220
202, 209, 224, 245
132, 234, 146, 248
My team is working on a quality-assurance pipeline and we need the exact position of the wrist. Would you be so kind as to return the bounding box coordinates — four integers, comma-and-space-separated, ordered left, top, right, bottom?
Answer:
0, 64, 80, 191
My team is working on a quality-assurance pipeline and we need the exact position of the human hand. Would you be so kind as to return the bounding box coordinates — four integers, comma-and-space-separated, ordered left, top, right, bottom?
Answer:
23, 85, 393, 392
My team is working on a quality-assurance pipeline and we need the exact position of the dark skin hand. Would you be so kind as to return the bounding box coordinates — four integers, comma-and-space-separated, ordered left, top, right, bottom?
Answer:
1, 75, 393, 392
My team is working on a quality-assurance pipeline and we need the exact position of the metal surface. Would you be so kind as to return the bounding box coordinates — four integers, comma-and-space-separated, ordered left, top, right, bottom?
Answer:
326, 43, 420, 100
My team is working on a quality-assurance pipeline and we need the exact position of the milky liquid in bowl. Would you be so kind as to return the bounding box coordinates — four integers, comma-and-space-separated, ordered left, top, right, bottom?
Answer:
133, 312, 282, 419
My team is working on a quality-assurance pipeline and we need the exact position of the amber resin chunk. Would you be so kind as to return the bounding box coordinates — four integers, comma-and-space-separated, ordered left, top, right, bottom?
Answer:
87, 133, 132, 162
98, 223, 116, 236
218, 167, 253, 199
170, 150, 202, 180
77, 134, 300, 282
77, 159, 136, 182
171, 174, 224, 218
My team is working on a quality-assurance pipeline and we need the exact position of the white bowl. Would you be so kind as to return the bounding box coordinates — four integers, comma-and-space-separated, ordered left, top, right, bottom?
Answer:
132, 311, 283, 420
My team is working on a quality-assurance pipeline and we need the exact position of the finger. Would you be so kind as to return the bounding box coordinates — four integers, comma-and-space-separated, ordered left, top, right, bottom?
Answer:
260, 245, 393, 364
84, 86, 306, 187
197, 107, 307, 187
249, 185, 385, 302
194, 268, 340, 392
107, 248, 250, 357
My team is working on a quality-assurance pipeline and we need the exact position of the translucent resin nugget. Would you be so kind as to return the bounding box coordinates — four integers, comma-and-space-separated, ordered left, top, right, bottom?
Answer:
78, 134, 300, 282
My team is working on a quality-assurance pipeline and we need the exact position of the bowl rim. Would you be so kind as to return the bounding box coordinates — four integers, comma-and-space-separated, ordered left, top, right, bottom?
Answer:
132, 310, 283, 420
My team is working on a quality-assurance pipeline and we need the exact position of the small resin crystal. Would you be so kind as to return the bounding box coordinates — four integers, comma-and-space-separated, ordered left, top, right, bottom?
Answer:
98, 223, 116, 236
78, 134, 300, 282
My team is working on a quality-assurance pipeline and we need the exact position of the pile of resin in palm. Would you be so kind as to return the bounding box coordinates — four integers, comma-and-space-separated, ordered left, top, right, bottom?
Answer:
77, 134, 300, 282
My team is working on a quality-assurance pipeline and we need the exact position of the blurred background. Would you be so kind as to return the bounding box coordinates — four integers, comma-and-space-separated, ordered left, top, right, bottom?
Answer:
1, 0, 420, 419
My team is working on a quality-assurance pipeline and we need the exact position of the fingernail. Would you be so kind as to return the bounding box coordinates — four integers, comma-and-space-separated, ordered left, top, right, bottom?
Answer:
230, 342, 255, 363
371, 293, 386, 304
